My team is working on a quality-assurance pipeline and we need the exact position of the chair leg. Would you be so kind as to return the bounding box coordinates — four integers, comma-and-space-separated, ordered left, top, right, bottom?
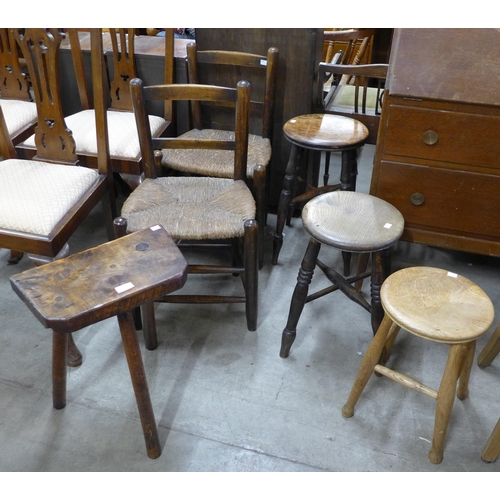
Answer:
117, 310, 161, 459
342, 314, 394, 418
141, 302, 158, 350
273, 145, 300, 265
280, 238, 321, 358
244, 219, 259, 332
253, 164, 267, 270
428, 343, 468, 464
52, 331, 68, 410
478, 323, 500, 368
482, 417, 500, 463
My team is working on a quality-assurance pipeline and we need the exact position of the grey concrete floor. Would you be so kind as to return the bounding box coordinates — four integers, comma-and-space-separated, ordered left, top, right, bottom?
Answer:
1, 144, 500, 475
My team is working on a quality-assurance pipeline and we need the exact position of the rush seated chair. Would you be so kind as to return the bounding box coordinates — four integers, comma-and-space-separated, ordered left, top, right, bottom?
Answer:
119, 78, 261, 346
0, 28, 116, 366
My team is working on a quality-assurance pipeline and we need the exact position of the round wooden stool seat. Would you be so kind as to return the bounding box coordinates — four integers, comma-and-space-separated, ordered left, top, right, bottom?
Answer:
381, 266, 495, 344
343, 265, 494, 464
283, 113, 369, 150
302, 191, 404, 252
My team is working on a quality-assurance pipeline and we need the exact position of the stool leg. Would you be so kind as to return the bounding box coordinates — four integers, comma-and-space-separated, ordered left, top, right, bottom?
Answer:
478, 323, 500, 368
457, 340, 476, 400
429, 343, 468, 464
342, 314, 393, 418
482, 417, 500, 463
66, 332, 83, 367
52, 331, 68, 410
323, 151, 331, 186
370, 248, 391, 335
141, 302, 158, 350
280, 238, 321, 358
117, 311, 161, 459
273, 144, 300, 265
287, 148, 306, 226
340, 149, 358, 275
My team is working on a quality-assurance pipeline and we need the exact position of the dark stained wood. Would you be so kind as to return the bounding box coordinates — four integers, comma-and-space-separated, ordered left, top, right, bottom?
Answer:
370, 28, 500, 257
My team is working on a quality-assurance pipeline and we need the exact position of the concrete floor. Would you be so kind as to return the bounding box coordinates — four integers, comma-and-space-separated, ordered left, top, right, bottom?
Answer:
1, 144, 500, 474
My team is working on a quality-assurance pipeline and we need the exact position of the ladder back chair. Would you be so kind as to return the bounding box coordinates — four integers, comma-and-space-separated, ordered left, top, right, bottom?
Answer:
120, 78, 261, 347
165, 42, 278, 236
17, 28, 173, 189
0, 28, 116, 365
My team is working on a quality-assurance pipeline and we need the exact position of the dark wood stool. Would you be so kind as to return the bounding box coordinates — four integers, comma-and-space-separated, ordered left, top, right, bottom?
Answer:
272, 113, 369, 265
343, 267, 494, 464
477, 323, 500, 463
280, 191, 404, 359
10, 221, 188, 459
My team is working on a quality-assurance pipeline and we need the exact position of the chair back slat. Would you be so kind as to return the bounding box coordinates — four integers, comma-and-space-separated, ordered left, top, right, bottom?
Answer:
0, 29, 31, 101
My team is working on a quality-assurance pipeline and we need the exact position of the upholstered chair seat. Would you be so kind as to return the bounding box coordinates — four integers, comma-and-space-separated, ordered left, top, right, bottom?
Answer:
0, 100, 38, 138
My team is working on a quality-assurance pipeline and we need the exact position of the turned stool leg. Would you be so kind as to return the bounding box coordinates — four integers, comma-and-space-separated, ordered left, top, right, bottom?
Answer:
428, 343, 468, 464
457, 340, 476, 400
141, 302, 158, 351
482, 417, 500, 463
478, 323, 500, 368
342, 314, 394, 418
273, 145, 300, 265
287, 147, 306, 226
280, 238, 321, 358
370, 248, 392, 335
52, 331, 68, 410
117, 311, 161, 459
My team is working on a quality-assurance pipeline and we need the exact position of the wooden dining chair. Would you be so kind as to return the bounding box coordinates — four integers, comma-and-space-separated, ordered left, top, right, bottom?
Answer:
16, 28, 173, 190
120, 78, 261, 346
0, 28, 38, 148
0, 28, 116, 366
163, 42, 278, 245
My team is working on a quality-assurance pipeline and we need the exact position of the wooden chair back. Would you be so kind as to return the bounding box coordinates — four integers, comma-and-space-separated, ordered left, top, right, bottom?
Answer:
130, 80, 250, 182
186, 42, 278, 140
323, 29, 377, 66
0, 28, 31, 101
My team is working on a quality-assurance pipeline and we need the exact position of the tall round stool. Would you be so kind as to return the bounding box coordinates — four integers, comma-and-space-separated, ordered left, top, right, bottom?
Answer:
272, 113, 369, 266
279, 190, 404, 359
342, 266, 495, 464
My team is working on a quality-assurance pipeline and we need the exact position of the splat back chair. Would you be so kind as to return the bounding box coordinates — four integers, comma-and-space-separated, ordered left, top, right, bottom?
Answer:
168, 42, 278, 235
0, 28, 115, 364
17, 28, 173, 186
121, 79, 259, 345
0, 29, 38, 145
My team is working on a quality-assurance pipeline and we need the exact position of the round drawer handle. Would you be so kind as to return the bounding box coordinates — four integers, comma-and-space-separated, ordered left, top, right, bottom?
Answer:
423, 130, 439, 145
410, 193, 425, 206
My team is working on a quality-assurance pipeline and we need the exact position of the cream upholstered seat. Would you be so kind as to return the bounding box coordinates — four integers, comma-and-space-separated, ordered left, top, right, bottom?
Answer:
21, 109, 167, 163
0, 100, 38, 140
162, 128, 271, 179
0, 159, 99, 236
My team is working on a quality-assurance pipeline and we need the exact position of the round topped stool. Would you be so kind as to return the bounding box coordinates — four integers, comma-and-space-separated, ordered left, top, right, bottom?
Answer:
272, 113, 369, 265
342, 266, 495, 464
279, 190, 404, 359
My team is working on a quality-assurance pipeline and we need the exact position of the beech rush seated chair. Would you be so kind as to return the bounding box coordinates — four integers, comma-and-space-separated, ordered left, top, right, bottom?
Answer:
477, 322, 500, 463
0, 28, 115, 367
342, 266, 495, 464
120, 78, 260, 347
16, 28, 172, 190
161, 42, 278, 266
279, 190, 404, 359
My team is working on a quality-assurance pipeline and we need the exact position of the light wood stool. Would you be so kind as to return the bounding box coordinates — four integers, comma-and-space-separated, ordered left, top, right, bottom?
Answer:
10, 221, 188, 459
477, 323, 500, 463
279, 190, 404, 358
273, 113, 369, 265
342, 266, 495, 464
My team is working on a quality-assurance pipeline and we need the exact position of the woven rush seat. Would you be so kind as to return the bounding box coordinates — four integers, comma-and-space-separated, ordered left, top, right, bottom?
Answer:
121, 177, 256, 240
21, 109, 167, 161
0, 100, 38, 139
162, 128, 271, 179
0, 158, 99, 236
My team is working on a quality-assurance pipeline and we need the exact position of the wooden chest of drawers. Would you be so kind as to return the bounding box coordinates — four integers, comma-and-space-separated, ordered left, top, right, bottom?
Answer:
370, 29, 500, 256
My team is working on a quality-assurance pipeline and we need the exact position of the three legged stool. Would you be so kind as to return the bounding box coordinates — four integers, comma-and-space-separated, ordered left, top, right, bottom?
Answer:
477, 323, 500, 463
279, 190, 404, 359
342, 266, 495, 464
273, 113, 369, 265
10, 221, 188, 459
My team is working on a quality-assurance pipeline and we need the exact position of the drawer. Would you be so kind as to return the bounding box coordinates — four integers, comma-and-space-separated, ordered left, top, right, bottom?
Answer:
383, 104, 500, 169
373, 161, 500, 237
